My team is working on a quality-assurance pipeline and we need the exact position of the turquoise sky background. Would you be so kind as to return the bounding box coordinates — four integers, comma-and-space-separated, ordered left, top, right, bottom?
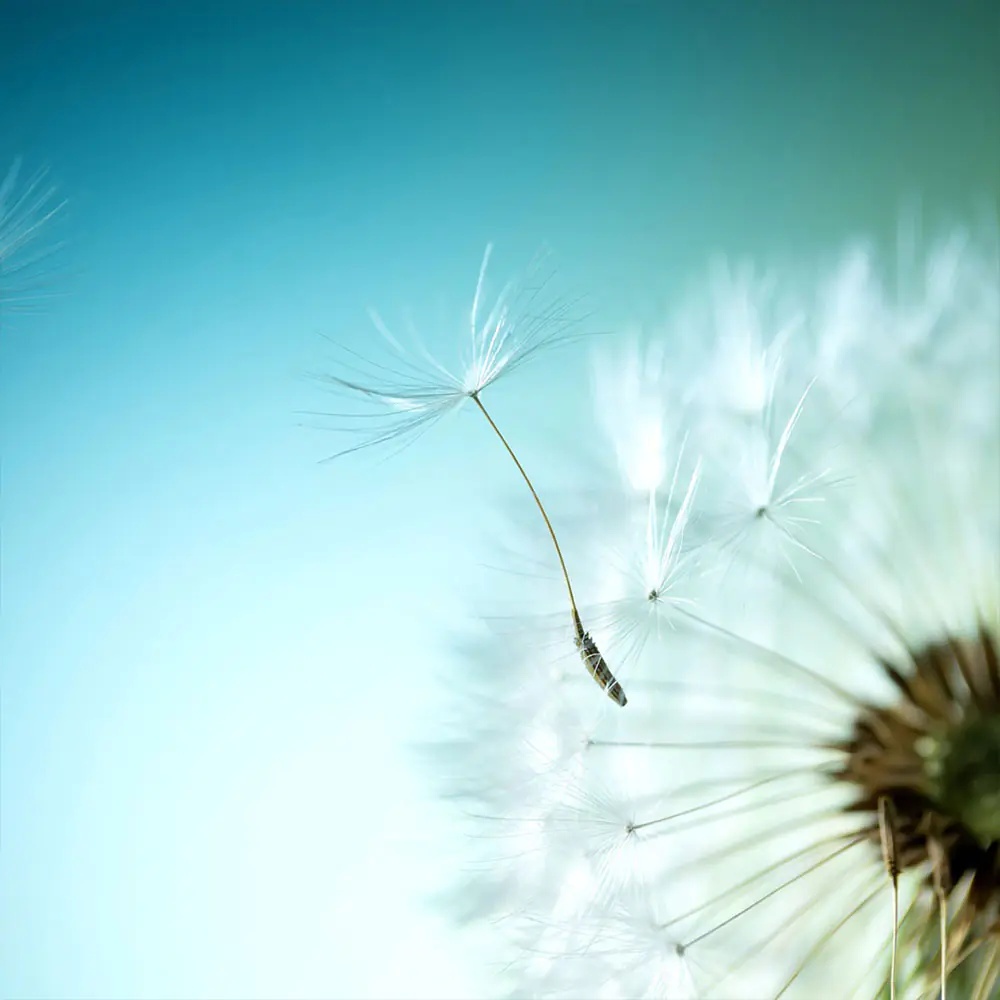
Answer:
2, 2, 997, 997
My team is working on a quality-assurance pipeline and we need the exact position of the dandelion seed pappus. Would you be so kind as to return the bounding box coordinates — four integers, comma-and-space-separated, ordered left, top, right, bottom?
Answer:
429, 217, 1000, 999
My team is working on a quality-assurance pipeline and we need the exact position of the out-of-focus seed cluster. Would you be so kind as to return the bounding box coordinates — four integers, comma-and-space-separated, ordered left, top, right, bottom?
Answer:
428, 225, 1000, 999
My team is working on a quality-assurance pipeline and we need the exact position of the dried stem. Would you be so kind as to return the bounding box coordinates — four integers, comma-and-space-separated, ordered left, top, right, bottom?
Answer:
929, 838, 949, 1000
878, 796, 901, 1000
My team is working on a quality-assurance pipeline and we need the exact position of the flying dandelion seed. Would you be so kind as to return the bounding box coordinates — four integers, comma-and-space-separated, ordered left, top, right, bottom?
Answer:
0, 158, 64, 317
431, 219, 1000, 998
314, 246, 629, 705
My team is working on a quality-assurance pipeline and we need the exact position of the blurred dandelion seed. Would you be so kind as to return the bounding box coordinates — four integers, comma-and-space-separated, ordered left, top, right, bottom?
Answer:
432, 220, 1000, 998
0, 158, 65, 317
315, 246, 628, 705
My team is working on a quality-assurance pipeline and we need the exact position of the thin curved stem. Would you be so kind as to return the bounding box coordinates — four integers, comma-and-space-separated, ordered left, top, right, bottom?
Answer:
470, 393, 578, 616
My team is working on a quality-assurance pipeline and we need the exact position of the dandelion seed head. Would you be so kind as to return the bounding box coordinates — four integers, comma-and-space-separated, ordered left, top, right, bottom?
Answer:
434, 218, 1000, 997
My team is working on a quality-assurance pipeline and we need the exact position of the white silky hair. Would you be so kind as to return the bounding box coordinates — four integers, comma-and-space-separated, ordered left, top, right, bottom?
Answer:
430, 220, 1000, 999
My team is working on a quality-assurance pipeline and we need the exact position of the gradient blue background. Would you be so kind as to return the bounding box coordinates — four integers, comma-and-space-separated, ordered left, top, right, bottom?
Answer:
2, 2, 997, 997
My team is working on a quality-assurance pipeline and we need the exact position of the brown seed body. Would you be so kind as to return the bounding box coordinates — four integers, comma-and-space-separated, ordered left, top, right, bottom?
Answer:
573, 610, 627, 707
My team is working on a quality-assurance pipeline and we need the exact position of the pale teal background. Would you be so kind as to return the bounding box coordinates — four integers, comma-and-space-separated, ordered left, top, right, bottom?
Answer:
2, 2, 997, 997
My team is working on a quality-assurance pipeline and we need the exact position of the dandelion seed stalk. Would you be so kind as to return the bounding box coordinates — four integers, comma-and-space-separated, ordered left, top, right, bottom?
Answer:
929, 838, 950, 1000
470, 391, 579, 613
470, 391, 627, 706
878, 795, 901, 1000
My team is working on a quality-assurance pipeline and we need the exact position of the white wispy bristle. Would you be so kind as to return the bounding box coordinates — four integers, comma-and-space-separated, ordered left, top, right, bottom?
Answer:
309, 245, 588, 458
433, 220, 1000, 998
0, 158, 64, 313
